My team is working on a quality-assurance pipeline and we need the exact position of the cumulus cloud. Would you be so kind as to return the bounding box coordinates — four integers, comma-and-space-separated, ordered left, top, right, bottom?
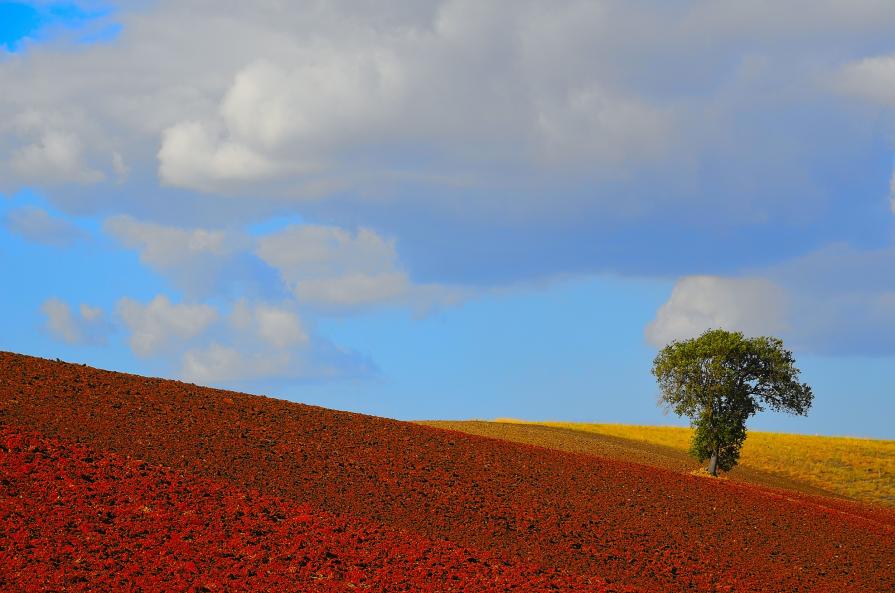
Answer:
104, 215, 256, 297
3, 206, 87, 247
42, 299, 111, 345
294, 273, 411, 309
104, 216, 470, 314
181, 300, 370, 384
891, 171, 895, 213
105, 214, 238, 266
9, 0, 895, 365
1, 2, 892, 195
154, 10, 675, 193
836, 52, 895, 212
3, 0, 895, 289
836, 54, 895, 105
157, 120, 283, 191
761, 242, 895, 354
117, 295, 218, 356
229, 300, 309, 349
255, 224, 466, 312
180, 338, 373, 385
1, 110, 107, 189
103, 215, 464, 311
0, 1, 685, 198
156, 48, 412, 191
218, 53, 404, 152
645, 276, 789, 347
180, 343, 292, 384
534, 86, 671, 165
648, 237, 895, 355
9, 130, 104, 185
256, 225, 399, 284
112, 294, 369, 384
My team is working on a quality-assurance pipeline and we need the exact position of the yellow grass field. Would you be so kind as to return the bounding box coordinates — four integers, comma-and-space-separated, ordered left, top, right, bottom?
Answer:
495, 420, 895, 507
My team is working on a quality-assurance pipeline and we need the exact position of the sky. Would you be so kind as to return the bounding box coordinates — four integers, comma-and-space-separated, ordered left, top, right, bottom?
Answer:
1, 1, 894, 439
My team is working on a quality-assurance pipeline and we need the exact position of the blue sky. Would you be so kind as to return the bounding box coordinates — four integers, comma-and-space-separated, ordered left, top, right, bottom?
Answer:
2, 1, 895, 438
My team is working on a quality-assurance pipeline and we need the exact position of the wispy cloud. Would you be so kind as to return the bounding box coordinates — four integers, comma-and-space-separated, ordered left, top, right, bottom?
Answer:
42, 298, 111, 345
4, 206, 87, 247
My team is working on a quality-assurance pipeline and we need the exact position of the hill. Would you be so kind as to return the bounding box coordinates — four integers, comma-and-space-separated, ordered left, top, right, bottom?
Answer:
2, 352, 893, 592
477, 420, 894, 507
419, 420, 845, 499
2, 425, 623, 592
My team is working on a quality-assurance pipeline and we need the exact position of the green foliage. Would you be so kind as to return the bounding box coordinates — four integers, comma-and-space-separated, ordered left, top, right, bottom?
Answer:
690, 420, 746, 472
652, 329, 813, 474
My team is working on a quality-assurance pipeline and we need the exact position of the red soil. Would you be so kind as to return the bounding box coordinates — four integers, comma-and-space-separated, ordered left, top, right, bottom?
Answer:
2, 352, 894, 592
1, 425, 630, 593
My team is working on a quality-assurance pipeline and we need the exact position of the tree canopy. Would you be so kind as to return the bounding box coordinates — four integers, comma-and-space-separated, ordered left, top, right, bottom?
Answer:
651, 329, 813, 475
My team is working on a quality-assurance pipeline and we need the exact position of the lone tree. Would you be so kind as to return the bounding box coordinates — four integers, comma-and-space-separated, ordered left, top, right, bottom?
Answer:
651, 329, 813, 476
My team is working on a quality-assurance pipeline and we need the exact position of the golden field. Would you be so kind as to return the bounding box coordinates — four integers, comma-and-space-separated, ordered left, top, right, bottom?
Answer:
493, 420, 895, 507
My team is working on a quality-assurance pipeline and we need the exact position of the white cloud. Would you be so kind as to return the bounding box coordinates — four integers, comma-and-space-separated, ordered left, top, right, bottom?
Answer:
10, 129, 104, 184
760, 242, 895, 353
103, 215, 468, 312
179, 300, 368, 384
156, 49, 407, 191
112, 294, 366, 383
220, 54, 405, 151
835, 52, 895, 215
294, 272, 411, 309
179, 337, 370, 385
255, 224, 466, 312
648, 236, 895, 354
256, 225, 398, 283
1, 110, 107, 188
157, 120, 283, 191
105, 214, 238, 266
890, 169, 895, 213
104, 215, 251, 297
118, 294, 218, 356
3, 206, 87, 247
42, 298, 111, 345
9, 0, 895, 364
534, 86, 671, 165
181, 342, 292, 384
2, 0, 892, 231
254, 305, 308, 348
154, 11, 675, 193
836, 54, 895, 106
79, 303, 102, 321
229, 300, 309, 348
645, 276, 789, 347
0, 1, 685, 201
111, 151, 129, 181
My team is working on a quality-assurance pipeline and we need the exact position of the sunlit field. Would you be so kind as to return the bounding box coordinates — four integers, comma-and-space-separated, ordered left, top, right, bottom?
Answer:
495, 420, 894, 507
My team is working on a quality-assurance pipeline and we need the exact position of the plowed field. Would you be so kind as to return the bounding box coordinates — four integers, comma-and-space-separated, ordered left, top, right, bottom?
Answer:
419, 420, 852, 500
2, 352, 894, 592
1, 425, 629, 592
472, 420, 895, 506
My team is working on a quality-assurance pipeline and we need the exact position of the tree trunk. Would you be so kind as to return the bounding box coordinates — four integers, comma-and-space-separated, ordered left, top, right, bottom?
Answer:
707, 449, 719, 476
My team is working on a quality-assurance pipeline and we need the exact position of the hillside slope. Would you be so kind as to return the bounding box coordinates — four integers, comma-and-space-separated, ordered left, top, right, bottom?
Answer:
1, 425, 629, 593
1, 352, 893, 592
493, 421, 895, 507
420, 420, 848, 500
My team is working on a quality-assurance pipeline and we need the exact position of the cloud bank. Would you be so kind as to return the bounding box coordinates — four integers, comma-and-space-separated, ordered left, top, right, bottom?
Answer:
7, 0, 895, 380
